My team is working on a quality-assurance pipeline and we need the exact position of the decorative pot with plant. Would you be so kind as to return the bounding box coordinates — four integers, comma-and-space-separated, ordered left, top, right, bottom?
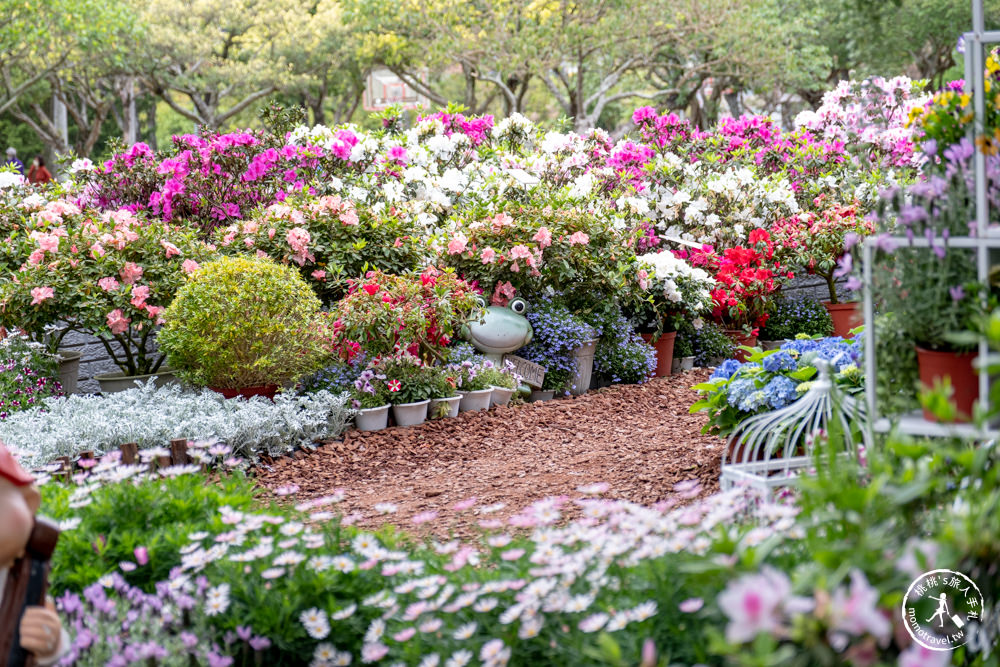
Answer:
428, 368, 461, 419
677, 318, 734, 368
350, 368, 391, 431
632, 250, 714, 377
332, 266, 480, 364
377, 354, 441, 426
0, 203, 215, 386
870, 141, 996, 422
517, 296, 599, 396
0, 333, 63, 419
771, 198, 874, 337
450, 359, 495, 412
157, 256, 331, 400
477, 359, 522, 407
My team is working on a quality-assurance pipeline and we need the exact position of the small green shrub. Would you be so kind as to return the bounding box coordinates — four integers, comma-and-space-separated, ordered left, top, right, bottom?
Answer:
159, 256, 331, 388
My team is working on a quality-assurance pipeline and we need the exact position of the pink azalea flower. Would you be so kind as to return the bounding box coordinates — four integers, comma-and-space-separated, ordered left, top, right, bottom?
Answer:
311, 270, 327, 281
160, 239, 181, 257
106, 309, 130, 335
717, 566, 814, 644
34, 233, 60, 253
480, 247, 496, 264
90, 242, 105, 258
532, 227, 552, 249
145, 305, 165, 324
568, 231, 590, 245
181, 259, 200, 274
30, 286, 54, 305
510, 244, 532, 260
27, 250, 44, 265
447, 232, 468, 255
898, 643, 951, 667
828, 570, 891, 646
119, 262, 144, 285
130, 285, 151, 309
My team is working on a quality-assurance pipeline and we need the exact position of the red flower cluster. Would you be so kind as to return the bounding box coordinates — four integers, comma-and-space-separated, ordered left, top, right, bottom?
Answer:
687, 229, 787, 333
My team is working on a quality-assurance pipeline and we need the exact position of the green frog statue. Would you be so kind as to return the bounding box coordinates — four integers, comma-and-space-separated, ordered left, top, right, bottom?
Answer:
463, 298, 534, 395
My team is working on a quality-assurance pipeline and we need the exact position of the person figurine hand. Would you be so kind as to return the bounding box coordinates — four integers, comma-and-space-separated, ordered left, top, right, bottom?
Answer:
18, 602, 63, 660
0, 443, 68, 665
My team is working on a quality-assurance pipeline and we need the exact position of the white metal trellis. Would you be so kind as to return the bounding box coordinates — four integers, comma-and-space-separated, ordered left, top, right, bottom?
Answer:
720, 360, 870, 492
862, 0, 999, 438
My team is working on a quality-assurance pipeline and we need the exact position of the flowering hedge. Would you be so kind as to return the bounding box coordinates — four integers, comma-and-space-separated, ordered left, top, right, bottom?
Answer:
215, 194, 425, 301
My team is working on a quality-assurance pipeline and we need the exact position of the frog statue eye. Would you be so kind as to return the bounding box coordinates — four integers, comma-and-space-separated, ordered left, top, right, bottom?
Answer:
508, 298, 528, 315
475, 296, 487, 309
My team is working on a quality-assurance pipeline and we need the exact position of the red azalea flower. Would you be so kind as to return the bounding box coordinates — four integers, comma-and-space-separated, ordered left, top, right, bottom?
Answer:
388, 379, 401, 392
363, 283, 380, 296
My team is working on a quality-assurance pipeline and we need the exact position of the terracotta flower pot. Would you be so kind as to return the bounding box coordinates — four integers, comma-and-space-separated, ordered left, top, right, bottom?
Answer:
724, 330, 757, 363
823, 301, 863, 338
640, 331, 676, 378
210, 385, 279, 400
914, 346, 979, 423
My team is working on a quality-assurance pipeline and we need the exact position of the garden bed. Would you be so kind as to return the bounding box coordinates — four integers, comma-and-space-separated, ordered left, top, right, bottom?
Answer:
255, 370, 721, 536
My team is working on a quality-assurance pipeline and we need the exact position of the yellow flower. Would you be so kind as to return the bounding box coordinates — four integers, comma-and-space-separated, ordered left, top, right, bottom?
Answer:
960, 93, 972, 108
988, 56, 1000, 73
976, 134, 999, 155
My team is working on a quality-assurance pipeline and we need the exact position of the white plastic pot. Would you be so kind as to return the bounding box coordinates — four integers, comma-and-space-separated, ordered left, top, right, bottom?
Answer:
490, 386, 515, 407
429, 395, 461, 419
392, 399, 430, 427
355, 404, 390, 431
458, 388, 493, 412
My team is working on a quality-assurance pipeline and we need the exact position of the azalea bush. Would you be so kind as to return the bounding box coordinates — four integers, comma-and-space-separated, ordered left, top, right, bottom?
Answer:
441, 202, 639, 306
795, 75, 929, 170
0, 201, 215, 373
770, 197, 874, 303
684, 230, 787, 335
632, 250, 715, 337
76, 131, 328, 232
215, 194, 425, 301
692, 336, 864, 438
158, 256, 332, 389
332, 267, 480, 363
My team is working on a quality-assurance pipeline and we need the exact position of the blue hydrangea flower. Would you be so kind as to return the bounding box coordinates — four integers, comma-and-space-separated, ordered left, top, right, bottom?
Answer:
710, 359, 743, 381
737, 388, 768, 412
763, 375, 799, 409
762, 351, 797, 373
727, 378, 756, 409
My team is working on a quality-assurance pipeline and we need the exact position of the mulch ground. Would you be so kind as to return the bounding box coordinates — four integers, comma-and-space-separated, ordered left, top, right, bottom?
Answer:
254, 369, 724, 537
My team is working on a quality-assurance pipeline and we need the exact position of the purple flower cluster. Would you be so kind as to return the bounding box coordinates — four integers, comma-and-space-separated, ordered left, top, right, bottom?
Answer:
519, 296, 599, 394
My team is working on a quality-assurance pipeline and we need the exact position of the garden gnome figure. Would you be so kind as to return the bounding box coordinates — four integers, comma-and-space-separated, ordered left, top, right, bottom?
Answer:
0, 443, 67, 665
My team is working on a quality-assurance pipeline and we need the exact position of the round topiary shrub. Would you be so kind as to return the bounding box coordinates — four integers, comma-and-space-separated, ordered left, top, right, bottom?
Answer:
158, 256, 331, 390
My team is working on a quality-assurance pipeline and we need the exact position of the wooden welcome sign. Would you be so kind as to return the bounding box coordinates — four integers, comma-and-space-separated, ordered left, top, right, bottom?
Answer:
503, 354, 546, 389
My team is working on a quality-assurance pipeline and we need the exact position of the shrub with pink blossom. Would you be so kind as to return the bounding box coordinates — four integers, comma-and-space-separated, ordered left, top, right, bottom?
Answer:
0, 202, 216, 373
795, 76, 930, 169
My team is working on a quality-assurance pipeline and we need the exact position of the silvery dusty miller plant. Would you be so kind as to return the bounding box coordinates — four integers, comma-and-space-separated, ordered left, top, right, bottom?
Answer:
0, 381, 353, 467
